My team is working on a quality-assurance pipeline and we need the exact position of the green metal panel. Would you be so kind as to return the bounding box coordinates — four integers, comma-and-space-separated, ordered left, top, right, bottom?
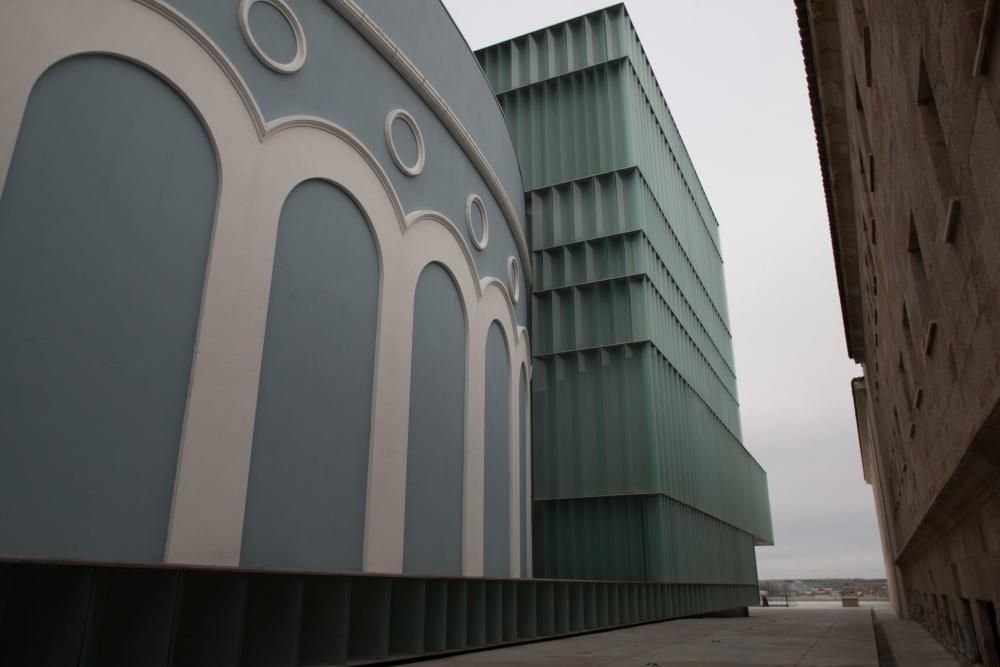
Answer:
530, 169, 735, 372
531, 344, 769, 539
478, 4, 724, 258
476, 2, 773, 603
0, 562, 762, 665
533, 281, 739, 431
533, 494, 759, 583
495, 62, 728, 319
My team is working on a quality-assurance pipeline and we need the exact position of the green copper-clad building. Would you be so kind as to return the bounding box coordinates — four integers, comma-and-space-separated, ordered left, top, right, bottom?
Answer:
477, 3, 773, 602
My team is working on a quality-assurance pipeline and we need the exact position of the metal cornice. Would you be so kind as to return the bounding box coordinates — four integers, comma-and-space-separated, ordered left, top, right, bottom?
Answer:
327, 0, 533, 285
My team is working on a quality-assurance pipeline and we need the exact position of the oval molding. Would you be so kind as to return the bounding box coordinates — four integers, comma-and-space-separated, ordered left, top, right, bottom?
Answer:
507, 256, 520, 303
384, 108, 425, 177
239, 0, 307, 74
465, 194, 489, 251
330, 0, 531, 283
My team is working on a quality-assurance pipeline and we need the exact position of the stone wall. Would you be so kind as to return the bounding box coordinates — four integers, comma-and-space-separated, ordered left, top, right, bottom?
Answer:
799, 1, 1000, 664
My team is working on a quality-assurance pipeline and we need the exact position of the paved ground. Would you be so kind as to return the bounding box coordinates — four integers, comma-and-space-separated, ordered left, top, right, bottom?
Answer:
413, 602, 959, 667
871, 605, 961, 667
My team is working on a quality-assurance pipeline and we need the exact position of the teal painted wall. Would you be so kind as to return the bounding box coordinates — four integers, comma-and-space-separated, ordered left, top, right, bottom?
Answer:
0, 2, 533, 577
404, 263, 467, 576
483, 322, 511, 577
0, 55, 217, 562
519, 367, 530, 574
241, 180, 379, 572
166, 0, 529, 325
477, 4, 772, 591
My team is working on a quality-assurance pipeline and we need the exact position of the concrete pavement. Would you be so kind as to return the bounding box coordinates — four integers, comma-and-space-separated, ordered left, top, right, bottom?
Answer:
872, 605, 963, 667
412, 602, 960, 666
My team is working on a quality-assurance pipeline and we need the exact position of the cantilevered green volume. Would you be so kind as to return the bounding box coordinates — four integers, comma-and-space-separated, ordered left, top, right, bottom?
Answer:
477, 3, 773, 605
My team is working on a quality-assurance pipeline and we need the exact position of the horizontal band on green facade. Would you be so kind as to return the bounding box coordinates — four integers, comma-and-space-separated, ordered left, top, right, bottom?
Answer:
529, 167, 733, 350
533, 279, 740, 418
476, 4, 722, 252
533, 230, 735, 377
533, 494, 760, 582
532, 343, 771, 543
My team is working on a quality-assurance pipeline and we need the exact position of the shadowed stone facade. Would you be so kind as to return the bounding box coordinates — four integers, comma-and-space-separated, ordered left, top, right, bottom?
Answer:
797, 1, 1000, 664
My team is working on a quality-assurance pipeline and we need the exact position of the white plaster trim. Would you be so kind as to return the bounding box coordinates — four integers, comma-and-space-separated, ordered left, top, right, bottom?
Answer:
506, 256, 520, 304
506, 335, 521, 577
325, 0, 532, 285
465, 193, 489, 250
403, 215, 529, 576
0, 0, 533, 579
519, 359, 533, 577
239, 0, 307, 74
384, 108, 425, 177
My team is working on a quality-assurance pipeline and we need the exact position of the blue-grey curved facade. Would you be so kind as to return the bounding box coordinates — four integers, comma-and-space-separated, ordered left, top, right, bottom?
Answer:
483, 321, 511, 578
0, 0, 530, 579
0, 54, 217, 563
356, 0, 526, 236
241, 179, 379, 572
167, 0, 529, 325
404, 262, 467, 576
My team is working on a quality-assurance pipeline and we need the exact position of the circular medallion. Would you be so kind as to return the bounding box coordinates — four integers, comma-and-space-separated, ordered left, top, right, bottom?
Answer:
465, 194, 489, 250
507, 256, 521, 303
239, 0, 307, 74
384, 109, 426, 176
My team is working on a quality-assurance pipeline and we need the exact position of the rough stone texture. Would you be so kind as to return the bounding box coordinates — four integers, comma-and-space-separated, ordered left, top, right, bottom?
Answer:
875, 604, 963, 667
798, 1, 1000, 665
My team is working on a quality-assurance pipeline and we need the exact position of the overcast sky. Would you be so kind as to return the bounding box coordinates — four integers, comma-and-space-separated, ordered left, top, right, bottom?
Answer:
443, 0, 885, 580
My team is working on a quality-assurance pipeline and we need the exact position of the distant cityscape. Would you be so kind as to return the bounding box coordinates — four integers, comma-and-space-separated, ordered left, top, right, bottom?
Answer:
760, 579, 890, 601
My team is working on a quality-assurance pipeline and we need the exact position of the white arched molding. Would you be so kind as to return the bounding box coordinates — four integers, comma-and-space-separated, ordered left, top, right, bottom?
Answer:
0, 0, 532, 575
328, 0, 532, 284
239, 0, 307, 74
384, 108, 425, 176
518, 351, 533, 577
402, 214, 531, 577
0, 0, 273, 569
478, 285, 521, 578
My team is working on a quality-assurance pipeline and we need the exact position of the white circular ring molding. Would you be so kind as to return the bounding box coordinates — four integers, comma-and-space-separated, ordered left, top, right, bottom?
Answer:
465, 194, 489, 251
239, 0, 307, 74
384, 108, 426, 177
507, 256, 521, 303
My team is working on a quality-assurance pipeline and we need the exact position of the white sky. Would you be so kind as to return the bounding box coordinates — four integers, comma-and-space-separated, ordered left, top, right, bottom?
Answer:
443, 0, 886, 580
